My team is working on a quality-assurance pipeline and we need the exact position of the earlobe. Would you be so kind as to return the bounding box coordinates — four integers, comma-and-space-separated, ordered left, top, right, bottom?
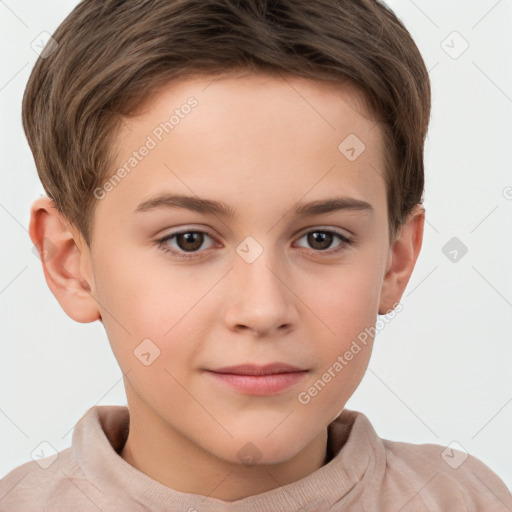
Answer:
378, 205, 425, 315
29, 196, 101, 323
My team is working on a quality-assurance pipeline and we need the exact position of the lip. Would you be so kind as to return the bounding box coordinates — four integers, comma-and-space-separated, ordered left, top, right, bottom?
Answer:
210, 363, 307, 375
204, 363, 308, 395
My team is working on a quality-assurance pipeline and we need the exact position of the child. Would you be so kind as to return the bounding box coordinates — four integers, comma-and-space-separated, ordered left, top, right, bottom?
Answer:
1, 0, 511, 510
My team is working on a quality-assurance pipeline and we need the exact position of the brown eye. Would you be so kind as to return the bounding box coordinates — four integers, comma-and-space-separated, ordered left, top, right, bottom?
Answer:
157, 230, 216, 259
175, 232, 205, 252
306, 231, 333, 251
295, 229, 352, 254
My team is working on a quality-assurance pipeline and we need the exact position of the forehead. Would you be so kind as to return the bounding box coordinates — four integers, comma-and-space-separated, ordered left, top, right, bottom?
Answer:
94, 72, 387, 231
120, 71, 382, 159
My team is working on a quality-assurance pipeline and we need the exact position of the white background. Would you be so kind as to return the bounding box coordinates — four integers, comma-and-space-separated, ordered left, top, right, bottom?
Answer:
1, 0, 511, 493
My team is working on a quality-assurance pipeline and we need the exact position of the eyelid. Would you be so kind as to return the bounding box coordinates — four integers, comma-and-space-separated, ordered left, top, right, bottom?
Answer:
156, 225, 354, 260
155, 226, 220, 261
156, 225, 216, 242
293, 227, 353, 254
295, 225, 352, 240
158, 225, 352, 244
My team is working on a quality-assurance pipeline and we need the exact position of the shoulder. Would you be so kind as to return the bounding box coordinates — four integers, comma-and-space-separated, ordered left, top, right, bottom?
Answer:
0, 405, 141, 512
0, 449, 136, 512
0, 443, 132, 512
381, 437, 512, 511
0, 448, 72, 511
337, 410, 512, 510
0, 447, 111, 511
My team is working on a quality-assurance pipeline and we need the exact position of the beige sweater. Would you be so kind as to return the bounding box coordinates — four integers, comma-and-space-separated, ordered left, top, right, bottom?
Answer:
1, 405, 511, 511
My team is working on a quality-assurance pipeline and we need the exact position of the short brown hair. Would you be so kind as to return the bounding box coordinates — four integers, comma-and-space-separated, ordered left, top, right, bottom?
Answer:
22, 0, 431, 248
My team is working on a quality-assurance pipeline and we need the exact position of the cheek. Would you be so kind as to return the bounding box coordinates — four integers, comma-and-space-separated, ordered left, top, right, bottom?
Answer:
92, 249, 211, 372
298, 255, 383, 398
296, 277, 378, 417
307, 257, 383, 340
90, 249, 168, 366
94, 244, 182, 326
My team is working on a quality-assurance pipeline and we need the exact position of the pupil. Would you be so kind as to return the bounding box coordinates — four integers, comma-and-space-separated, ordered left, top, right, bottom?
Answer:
308, 231, 332, 250
178, 232, 203, 251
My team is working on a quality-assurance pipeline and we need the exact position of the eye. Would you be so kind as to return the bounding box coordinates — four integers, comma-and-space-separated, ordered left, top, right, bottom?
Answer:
156, 227, 353, 261
294, 229, 352, 254
156, 229, 216, 260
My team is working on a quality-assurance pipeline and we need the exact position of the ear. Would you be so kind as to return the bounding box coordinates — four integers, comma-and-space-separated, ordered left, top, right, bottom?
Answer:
378, 204, 425, 315
29, 196, 101, 323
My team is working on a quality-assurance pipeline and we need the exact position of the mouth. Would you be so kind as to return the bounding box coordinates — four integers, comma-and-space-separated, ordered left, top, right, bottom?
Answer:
204, 363, 308, 395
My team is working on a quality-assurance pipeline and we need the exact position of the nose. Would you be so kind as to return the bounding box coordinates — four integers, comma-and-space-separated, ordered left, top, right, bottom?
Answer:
223, 249, 299, 337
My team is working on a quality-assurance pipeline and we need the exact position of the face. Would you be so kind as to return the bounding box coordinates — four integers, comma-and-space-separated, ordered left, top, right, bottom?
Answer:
72, 73, 394, 465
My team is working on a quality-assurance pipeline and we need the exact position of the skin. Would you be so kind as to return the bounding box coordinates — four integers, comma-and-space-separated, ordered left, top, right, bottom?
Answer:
29, 72, 424, 501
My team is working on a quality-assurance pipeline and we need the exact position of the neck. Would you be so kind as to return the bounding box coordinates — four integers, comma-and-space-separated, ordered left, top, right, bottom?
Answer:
119, 386, 329, 501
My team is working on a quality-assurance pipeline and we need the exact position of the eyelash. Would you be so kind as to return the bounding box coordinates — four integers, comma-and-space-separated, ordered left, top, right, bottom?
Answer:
155, 228, 353, 261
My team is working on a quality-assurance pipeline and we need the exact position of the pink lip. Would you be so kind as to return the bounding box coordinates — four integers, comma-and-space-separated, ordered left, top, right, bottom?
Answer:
210, 363, 306, 375
204, 363, 308, 395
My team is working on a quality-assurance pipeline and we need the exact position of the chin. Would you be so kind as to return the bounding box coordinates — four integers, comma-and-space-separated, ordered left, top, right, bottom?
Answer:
211, 433, 312, 467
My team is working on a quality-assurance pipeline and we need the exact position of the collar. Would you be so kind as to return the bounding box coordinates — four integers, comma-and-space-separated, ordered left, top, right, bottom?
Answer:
72, 405, 384, 511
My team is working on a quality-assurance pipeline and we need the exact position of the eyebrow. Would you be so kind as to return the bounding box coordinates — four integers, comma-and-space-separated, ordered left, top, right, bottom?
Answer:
134, 193, 374, 218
